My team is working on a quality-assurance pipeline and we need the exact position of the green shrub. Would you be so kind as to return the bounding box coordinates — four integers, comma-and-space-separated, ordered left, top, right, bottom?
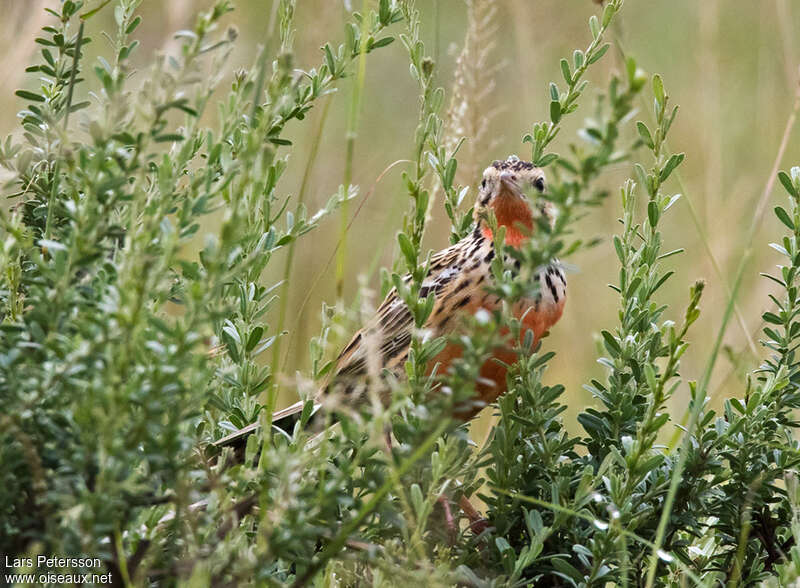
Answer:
1, 1, 798, 586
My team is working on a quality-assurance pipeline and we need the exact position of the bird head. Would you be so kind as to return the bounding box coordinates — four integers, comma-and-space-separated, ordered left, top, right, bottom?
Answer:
474, 155, 550, 247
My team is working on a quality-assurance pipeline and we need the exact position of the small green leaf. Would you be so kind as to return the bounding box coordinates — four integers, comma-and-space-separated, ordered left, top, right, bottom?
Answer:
552, 557, 584, 582
633, 163, 649, 189
648, 200, 660, 228
626, 56, 637, 84
323, 43, 336, 76
153, 133, 185, 143
369, 36, 394, 50
550, 100, 562, 124
536, 153, 559, 167
639, 454, 665, 473
246, 326, 264, 353
125, 15, 142, 34
601, 330, 621, 356
573, 49, 584, 69
613, 235, 625, 262
578, 412, 606, 436
69, 101, 90, 113
652, 74, 666, 106
587, 43, 610, 65
774, 206, 795, 230
663, 193, 681, 211
636, 122, 654, 148
444, 158, 457, 189
15, 90, 45, 102
778, 170, 798, 197
589, 15, 600, 38
397, 232, 416, 266
602, 2, 615, 27
659, 153, 684, 183
644, 364, 658, 392
560, 58, 572, 85
657, 248, 684, 260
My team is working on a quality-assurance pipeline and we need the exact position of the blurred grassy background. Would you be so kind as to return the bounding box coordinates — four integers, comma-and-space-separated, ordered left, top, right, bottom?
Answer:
3, 0, 800, 435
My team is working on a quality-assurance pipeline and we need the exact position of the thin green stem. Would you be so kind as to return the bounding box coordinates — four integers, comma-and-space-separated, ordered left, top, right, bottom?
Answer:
62, 21, 84, 132
45, 20, 84, 241
271, 96, 332, 380
335, 0, 371, 298
675, 170, 758, 356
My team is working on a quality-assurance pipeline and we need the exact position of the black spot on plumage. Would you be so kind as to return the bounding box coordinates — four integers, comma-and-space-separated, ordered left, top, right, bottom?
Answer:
545, 274, 559, 302
442, 278, 471, 304
455, 296, 471, 309
455, 279, 471, 292
484, 250, 495, 263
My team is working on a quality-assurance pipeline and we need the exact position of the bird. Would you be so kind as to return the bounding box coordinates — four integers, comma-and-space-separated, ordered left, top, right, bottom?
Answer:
215, 155, 567, 453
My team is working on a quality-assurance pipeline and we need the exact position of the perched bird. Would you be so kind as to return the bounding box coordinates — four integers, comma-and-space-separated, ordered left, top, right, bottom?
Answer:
216, 155, 566, 451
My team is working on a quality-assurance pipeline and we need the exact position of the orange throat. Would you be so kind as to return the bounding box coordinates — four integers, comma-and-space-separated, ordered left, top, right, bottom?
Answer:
480, 193, 534, 248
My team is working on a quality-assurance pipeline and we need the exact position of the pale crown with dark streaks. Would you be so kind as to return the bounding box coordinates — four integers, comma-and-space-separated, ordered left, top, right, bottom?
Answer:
475, 154, 546, 209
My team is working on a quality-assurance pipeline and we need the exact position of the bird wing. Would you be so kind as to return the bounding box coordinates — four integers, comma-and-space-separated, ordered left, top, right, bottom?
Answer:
214, 235, 483, 450
328, 241, 468, 392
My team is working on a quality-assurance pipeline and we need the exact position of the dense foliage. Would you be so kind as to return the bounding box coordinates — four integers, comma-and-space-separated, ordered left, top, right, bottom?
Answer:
1, 1, 798, 586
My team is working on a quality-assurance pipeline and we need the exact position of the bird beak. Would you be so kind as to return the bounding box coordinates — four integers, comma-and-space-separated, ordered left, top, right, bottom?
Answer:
499, 171, 523, 197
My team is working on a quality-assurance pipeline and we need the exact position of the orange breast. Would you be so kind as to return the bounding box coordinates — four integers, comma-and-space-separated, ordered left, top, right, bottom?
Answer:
427, 292, 566, 420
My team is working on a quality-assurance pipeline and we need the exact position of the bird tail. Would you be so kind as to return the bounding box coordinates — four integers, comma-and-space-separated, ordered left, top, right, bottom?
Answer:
156, 401, 319, 527
214, 400, 321, 454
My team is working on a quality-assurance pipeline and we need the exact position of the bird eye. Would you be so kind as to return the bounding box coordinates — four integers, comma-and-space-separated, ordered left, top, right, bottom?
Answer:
534, 177, 545, 192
